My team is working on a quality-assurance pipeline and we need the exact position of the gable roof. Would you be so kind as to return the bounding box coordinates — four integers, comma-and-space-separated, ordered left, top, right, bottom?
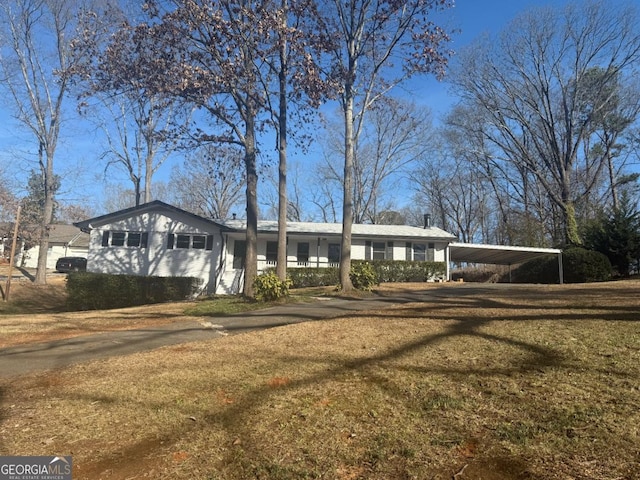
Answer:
48, 224, 90, 247
0, 223, 89, 246
75, 201, 457, 241
74, 200, 227, 231
220, 219, 457, 240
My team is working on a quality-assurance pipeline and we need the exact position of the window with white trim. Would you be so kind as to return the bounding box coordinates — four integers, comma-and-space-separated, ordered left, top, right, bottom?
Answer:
102, 231, 148, 248
405, 242, 435, 261
366, 240, 394, 260
427, 243, 435, 261
167, 233, 214, 250
413, 243, 427, 261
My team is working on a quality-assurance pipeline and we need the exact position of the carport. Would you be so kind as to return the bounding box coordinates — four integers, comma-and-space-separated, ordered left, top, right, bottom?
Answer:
447, 242, 564, 283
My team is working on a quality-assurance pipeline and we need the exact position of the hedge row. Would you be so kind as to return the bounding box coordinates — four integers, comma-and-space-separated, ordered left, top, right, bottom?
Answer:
367, 260, 446, 283
286, 267, 340, 288
285, 260, 446, 288
66, 272, 202, 310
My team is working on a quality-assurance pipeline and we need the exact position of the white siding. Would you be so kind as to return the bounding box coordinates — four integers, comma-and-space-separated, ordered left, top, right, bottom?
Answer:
87, 211, 223, 294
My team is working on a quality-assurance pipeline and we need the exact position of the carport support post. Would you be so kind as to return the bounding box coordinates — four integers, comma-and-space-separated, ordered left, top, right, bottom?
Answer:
558, 251, 564, 284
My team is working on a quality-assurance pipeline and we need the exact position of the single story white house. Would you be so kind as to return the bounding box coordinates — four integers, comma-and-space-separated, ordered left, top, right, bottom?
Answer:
74, 200, 457, 294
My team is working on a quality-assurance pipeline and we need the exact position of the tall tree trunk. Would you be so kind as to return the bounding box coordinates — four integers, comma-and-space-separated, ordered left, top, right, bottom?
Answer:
276, 0, 288, 281
340, 85, 355, 291
145, 151, 153, 204
605, 133, 619, 212
244, 112, 259, 298
35, 145, 55, 284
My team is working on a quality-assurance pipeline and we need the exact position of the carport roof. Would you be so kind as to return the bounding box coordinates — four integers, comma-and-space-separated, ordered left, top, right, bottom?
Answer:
449, 242, 562, 265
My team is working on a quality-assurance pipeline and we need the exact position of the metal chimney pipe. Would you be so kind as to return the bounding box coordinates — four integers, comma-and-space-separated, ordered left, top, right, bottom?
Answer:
424, 213, 432, 228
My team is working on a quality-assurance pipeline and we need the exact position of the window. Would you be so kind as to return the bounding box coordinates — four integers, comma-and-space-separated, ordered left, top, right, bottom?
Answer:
372, 242, 386, 260
413, 243, 426, 261
111, 232, 126, 247
266, 241, 278, 264
127, 233, 141, 247
167, 233, 214, 250
406, 242, 434, 261
233, 240, 246, 269
176, 234, 190, 249
192, 235, 206, 249
101, 231, 148, 248
427, 242, 435, 262
297, 242, 309, 265
328, 243, 340, 266
366, 240, 393, 260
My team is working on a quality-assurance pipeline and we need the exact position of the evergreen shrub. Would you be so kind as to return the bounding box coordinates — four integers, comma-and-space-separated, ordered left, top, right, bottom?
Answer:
349, 261, 378, 291
253, 271, 292, 301
285, 261, 446, 289
287, 267, 340, 288
513, 247, 611, 284
66, 272, 202, 310
365, 260, 446, 283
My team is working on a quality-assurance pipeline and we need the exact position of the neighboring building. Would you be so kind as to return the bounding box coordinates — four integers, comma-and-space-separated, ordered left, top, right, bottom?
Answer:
75, 201, 457, 295
1, 223, 89, 269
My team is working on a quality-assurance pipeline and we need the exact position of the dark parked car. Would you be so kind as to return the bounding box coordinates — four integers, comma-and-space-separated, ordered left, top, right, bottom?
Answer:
55, 256, 87, 273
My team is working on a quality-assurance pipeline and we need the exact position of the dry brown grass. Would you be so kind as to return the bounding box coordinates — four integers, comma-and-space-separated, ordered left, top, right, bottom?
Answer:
0, 280, 639, 479
0, 270, 199, 347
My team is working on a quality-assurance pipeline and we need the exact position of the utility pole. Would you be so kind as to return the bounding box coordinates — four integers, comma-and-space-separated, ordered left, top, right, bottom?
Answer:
4, 205, 22, 302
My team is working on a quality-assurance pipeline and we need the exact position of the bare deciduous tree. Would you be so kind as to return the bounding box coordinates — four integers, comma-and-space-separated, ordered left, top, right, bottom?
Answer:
169, 145, 245, 220
451, 0, 640, 246
321, 99, 435, 223
0, 0, 85, 283
319, 0, 453, 290
70, 3, 189, 206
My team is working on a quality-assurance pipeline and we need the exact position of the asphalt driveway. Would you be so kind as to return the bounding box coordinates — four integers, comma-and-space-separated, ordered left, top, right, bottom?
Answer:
0, 290, 434, 377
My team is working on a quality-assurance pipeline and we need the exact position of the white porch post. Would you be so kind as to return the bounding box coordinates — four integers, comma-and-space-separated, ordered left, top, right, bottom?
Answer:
445, 243, 451, 281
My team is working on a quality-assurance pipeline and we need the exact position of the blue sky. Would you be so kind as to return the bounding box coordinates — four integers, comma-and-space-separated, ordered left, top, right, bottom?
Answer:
0, 0, 577, 216
417, 0, 574, 115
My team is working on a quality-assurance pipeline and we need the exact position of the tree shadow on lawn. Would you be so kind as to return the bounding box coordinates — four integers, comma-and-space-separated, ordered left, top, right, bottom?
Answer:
40, 283, 640, 478
70, 313, 570, 479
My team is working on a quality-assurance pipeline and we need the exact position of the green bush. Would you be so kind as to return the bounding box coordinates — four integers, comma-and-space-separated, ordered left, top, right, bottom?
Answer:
513, 247, 611, 284
349, 261, 378, 291
562, 247, 612, 283
287, 267, 340, 288
362, 260, 446, 283
66, 272, 202, 310
253, 271, 291, 301
285, 262, 446, 289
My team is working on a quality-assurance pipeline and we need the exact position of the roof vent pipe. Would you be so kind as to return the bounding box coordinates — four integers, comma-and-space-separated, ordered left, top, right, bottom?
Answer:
232, 213, 237, 220
424, 213, 432, 229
